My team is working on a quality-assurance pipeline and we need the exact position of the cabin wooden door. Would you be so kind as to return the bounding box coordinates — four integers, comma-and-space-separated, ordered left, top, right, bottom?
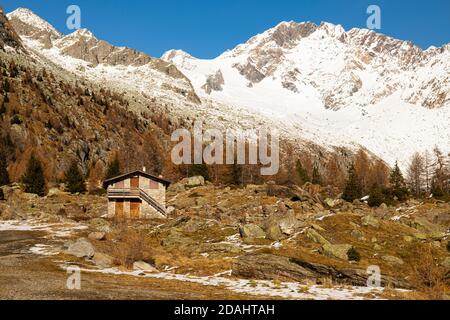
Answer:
115, 200, 124, 219
130, 200, 141, 219
131, 176, 140, 189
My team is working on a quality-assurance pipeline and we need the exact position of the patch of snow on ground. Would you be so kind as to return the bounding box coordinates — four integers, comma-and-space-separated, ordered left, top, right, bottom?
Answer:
64, 265, 386, 300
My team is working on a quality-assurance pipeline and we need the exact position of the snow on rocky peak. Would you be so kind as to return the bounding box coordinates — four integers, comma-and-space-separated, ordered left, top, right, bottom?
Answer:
7, 8, 62, 48
162, 21, 450, 167
7, 8, 200, 109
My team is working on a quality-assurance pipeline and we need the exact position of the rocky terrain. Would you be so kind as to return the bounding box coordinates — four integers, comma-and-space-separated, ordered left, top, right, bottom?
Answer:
1, 179, 448, 300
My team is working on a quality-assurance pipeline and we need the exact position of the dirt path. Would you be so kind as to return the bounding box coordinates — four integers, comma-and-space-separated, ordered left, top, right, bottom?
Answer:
0, 229, 258, 300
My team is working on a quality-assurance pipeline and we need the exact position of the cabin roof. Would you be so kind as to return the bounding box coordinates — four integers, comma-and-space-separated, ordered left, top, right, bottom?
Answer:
103, 170, 171, 189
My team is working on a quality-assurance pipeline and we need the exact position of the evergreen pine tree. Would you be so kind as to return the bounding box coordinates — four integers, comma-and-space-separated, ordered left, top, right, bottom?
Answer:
311, 165, 322, 185
22, 154, 46, 196
64, 161, 86, 194
0, 101, 6, 116
189, 163, 210, 181
231, 162, 243, 186
3, 79, 10, 93
105, 155, 121, 180
0, 152, 10, 186
342, 165, 362, 202
389, 161, 409, 201
296, 160, 310, 185
368, 185, 385, 207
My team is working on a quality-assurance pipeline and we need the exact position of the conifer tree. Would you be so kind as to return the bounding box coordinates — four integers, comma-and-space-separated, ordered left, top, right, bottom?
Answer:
189, 163, 210, 181
64, 161, 86, 194
105, 155, 121, 180
389, 161, 409, 201
342, 165, 362, 202
231, 162, 243, 186
22, 154, 46, 196
0, 151, 10, 186
296, 160, 310, 185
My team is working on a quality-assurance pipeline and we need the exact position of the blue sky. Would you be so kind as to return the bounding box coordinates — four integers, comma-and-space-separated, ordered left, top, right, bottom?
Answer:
2, 0, 450, 59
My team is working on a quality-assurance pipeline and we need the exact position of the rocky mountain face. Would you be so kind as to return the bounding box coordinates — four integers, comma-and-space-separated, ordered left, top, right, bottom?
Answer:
0, 7, 23, 50
164, 21, 450, 110
162, 21, 450, 167
7, 8, 200, 107
4, 7, 450, 172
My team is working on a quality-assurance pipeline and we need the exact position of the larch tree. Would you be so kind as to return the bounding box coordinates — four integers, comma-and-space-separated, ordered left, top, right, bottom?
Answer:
354, 149, 371, 194
296, 160, 310, 186
407, 152, 425, 197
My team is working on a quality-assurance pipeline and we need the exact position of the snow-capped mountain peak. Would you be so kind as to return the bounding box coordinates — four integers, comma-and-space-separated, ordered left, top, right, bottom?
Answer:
162, 20, 450, 167
7, 8, 62, 46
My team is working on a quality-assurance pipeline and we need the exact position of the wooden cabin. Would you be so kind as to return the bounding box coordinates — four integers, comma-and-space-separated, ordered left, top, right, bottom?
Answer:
103, 170, 171, 219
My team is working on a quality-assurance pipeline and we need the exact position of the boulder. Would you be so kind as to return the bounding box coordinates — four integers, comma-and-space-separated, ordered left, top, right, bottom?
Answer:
166, 206, 176, 215
89, 218, 111, 233
66, 238, 95, 259
361, 215, 380, 228
195, 197, 209, 206
239, 224, 266, 239
133, 261, 158, 273
403, 235, 414, 243
324, 198, 342, 208
279, 214, 304, 235
47, 188, 66, 197
232, 254, 316, 282
265, 223, 284, 241
306, 228, 330, 246
92, 252, 114, 268
180, 176, 205, 188
232, 254, 410, 288
442, 257, 450, 267
322, 244, 353, 261
351, 229, 365, 240
411, 218, 446, 240
196, 243, 242, 255
88, 232, 106, 241
382, 255, 404, 265
161, 229, 194, 247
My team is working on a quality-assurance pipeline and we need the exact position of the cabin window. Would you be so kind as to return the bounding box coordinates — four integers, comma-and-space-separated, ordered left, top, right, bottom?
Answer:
149, 180, 159, 190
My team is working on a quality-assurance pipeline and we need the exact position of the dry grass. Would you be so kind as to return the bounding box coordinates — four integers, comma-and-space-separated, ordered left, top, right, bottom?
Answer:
109, 222, 154, 268
408, 247, 449, 300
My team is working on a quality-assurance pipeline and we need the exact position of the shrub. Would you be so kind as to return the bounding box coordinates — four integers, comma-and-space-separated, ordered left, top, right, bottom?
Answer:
410, 247, 448, 300
347, 247, 361, 262
0, 188, 4, 201
447, 241, 450, 253
111, 224, 153, 268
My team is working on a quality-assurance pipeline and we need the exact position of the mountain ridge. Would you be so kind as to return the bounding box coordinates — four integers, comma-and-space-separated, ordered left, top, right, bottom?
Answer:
5, 7, 450, 169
